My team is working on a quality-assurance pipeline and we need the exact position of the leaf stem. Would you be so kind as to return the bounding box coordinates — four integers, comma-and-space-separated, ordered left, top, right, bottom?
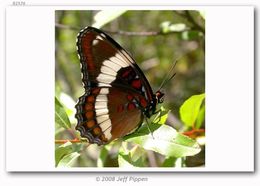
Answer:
182, 128, 205, 138
55, 138, 82, 144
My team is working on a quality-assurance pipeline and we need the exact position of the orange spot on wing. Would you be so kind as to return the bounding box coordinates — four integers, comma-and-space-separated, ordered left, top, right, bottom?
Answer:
92, 88, 100, 95
93, 127, 102, 135
85, 103, 93, 111
87, 95, 95, 103
100, 134, 108, 142
86, 120, 95, 128
85, 111, 94, 119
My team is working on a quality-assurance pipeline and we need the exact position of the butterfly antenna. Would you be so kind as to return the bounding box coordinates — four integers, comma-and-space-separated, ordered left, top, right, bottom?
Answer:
158, 59, 179, 91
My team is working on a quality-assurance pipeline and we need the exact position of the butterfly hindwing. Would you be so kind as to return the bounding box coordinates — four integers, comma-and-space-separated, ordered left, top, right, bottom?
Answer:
75, 86, 144, 145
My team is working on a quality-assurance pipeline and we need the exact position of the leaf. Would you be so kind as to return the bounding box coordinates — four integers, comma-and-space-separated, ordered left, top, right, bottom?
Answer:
97, 145, 111, 167
118, 153, 136, 168
199, 11, 205, 19
162, 156, 177, 167
124, 124, 201, 158
59, 92, 76, 123
195, 104, 205, 129
160, 21, 187, 34
55, 142, 73, 167
180, 93, 205, 127
152, 106, 170, 125
118, 145, 146, 167
181, 30, 203, 40
55, 97, 71, 129
92, 10, 127, 28
56, 152, 80, 167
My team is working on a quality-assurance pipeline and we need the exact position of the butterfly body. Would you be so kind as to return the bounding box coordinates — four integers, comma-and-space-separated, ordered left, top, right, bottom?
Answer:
75, 26, 164, 145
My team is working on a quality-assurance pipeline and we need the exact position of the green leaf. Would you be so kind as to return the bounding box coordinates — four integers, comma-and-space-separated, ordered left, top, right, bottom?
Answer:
59, 92, 76, 124
195, 104, 205, 129
180, 93, 205, 127
92, 10, 127, 28
160, 21, 187, 34
55, 97, 71, 129
97, 145, 111, 167
118, 153, 135, 168
55, 142, 73, 167
56, 152, 80, 167
181, 30, 203, 40
162, 156, 177, 167
118, 145, 146, 167
152, 106, 170, 125
124, 124, 201, 158
199, 11, 205, 19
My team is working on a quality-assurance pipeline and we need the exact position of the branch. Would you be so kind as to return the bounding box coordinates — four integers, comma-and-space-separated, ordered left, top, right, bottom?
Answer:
184, 11, 205, 34
55, 138, 82, 144
55, 22, 190, 36
182, 129, 205, 139
55, 23, 80, 30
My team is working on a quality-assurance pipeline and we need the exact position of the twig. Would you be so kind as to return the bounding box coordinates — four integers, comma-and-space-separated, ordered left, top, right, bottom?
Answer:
55, 22, 190, 36
184, 10, 205, 34
55, 138, 82, 144
55, 23, 80, 30
182, 128, 205, 138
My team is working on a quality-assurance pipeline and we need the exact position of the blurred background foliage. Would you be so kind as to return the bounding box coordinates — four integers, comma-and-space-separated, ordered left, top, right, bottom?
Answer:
55, 10, 205, 168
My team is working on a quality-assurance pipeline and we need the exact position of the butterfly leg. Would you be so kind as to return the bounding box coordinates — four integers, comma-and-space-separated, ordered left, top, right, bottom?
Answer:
144, 114, 155, 139
152, 108, 163, 124
132, 97, 155, 139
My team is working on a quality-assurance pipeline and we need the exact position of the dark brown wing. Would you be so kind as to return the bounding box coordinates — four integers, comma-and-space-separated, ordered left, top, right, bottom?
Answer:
75, 86, 144, 145
76, 26, 154, 101
75, 26, 155, 145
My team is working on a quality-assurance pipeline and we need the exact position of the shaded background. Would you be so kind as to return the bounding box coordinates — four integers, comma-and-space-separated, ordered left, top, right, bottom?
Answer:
55, 10, 205, 167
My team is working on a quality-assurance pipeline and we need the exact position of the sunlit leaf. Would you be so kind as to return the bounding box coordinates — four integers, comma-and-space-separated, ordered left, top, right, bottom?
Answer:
152, 106, 170, 125
195, 104, 205, 129
55, 97, 71, 129
97, 145, 111, 167
118, 145, 146, 167
124, 124, 201, 158
118, 153, 135, 168
199, 11, 205, 19
181, 30, 203, 40
92, 10, 127, 28
56, 152, 80, 167
59, 92, 76, 123
55, 142, 73, 167
161, 21, 187, 33
162, 156, 177, 167
180, 93, 205, 127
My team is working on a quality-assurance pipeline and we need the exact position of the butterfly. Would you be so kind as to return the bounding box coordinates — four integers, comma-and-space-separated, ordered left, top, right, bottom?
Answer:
75, 26, 165, 145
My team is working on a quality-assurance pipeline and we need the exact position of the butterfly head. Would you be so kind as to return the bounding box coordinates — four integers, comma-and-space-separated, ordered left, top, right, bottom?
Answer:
155, 91, 165, 104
